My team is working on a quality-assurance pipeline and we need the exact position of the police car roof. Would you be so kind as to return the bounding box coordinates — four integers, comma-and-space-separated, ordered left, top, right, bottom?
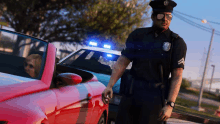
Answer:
83, 46, 121, 55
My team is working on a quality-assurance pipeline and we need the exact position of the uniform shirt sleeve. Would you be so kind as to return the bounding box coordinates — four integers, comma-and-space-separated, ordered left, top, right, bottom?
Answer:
121, 30, 137, 62
171, 37, 187, 70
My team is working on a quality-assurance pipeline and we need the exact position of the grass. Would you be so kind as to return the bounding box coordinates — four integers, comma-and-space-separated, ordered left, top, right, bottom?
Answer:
175, 96, 220, 120
175, 96, 218, 110
179, 88, 220, 102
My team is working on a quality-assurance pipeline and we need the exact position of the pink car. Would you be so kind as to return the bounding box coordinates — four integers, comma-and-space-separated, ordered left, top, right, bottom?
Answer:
0, 29, 108, 124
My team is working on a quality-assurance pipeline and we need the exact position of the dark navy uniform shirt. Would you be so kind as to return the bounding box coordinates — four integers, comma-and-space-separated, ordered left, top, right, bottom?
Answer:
121, 27, 187, 83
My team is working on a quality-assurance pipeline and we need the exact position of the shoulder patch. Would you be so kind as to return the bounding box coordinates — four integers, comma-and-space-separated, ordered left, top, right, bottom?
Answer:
178, 57, 185, 65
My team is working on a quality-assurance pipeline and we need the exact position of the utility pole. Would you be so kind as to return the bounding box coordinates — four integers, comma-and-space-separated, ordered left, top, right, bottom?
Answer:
198, 48, 207, 80
197, 27, 215, 111
209, 65, 215, 93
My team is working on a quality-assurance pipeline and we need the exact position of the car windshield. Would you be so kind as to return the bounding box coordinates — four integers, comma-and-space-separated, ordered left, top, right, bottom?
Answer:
0, 29, 48, 79
60, 49, 132, 75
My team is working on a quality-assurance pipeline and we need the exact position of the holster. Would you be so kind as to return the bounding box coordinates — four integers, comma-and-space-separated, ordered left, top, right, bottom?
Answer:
119, 70, 134, 96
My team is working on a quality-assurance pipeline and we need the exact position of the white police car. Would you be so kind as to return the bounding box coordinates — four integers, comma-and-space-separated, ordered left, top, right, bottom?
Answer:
58, 42, 132, 124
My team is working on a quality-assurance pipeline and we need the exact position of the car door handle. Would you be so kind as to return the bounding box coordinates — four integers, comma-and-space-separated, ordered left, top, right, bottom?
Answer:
87, 93, 92, 100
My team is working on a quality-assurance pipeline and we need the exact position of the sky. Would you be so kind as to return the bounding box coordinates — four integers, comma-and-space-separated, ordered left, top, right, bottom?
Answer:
143, 0, 220, 81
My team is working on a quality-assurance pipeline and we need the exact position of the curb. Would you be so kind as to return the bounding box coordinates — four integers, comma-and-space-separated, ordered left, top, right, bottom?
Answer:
171, 111, 220, 124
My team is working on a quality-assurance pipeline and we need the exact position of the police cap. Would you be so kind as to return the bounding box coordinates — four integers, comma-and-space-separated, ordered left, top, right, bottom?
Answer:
150, 0, 177, 13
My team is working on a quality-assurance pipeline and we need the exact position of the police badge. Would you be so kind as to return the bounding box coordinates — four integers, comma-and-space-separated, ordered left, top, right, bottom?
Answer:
163, 42, 171, 51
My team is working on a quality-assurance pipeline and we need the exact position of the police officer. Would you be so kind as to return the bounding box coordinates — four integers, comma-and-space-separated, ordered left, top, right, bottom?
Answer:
102, 0, 187, 123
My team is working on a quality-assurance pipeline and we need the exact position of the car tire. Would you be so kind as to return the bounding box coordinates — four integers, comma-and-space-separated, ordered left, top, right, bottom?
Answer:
98, 113, 105, 124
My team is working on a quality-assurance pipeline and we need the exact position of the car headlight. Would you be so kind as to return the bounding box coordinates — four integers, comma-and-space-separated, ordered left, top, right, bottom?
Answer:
109, 94, 122, 105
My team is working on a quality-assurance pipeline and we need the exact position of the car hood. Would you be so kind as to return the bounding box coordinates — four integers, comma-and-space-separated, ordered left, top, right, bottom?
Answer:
0, 72, 47, 102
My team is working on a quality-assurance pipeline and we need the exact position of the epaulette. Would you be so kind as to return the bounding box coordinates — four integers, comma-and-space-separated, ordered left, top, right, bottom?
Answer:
171, 32, 179, 39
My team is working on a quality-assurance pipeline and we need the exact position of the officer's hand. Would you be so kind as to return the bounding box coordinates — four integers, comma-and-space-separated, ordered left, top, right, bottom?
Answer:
102, 86, 113, 104
158, 105, 173, 122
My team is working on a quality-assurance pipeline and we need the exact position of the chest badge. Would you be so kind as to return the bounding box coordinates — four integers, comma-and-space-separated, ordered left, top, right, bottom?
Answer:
163, 42, 171, 51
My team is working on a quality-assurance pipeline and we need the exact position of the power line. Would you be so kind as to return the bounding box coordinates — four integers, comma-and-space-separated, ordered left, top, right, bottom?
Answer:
174, 10, 220, 25
174, 10, 202, 20
173, 12, 212, 31
173, 13, 212, 32
173, 12, 220, 36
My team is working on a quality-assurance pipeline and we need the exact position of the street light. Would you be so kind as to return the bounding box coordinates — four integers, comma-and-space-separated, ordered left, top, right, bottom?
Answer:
197, 19, 215, 111
209, 65, 215, 93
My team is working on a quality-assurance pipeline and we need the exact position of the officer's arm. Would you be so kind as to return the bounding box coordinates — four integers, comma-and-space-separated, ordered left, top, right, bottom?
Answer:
167, 68, 183, 103
107, 55, 131, 88
168, 36, 187, 104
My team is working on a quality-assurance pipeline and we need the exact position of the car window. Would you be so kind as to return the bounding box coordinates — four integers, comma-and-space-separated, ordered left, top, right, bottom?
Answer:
0, 29, 48, 79
60, 49, 132, 75
62, 50, 85, 65
85, 51, 94, 60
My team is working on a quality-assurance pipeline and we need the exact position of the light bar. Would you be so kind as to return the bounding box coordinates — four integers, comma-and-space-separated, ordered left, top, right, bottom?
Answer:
107, 54, 112, 57
89, 42, 97, 46
104, 44, 111, 49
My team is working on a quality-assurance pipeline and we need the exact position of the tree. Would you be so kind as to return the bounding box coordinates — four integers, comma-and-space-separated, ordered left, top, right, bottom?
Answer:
0, 0, 82, 55
0, 0, 101, 41
0, 0, 76, 36
181, 78, 191, 89
0, 0, 151, 51
79, 0, 151, 50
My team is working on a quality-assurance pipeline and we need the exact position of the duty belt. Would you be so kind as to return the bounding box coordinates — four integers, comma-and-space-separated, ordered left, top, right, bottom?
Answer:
133, 78, 164, 89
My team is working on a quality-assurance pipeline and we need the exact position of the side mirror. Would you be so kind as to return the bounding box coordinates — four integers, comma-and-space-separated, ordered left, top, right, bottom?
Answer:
57, 73, 82, 85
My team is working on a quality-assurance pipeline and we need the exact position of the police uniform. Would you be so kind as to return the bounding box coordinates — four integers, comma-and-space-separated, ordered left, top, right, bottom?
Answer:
115, 0, 187, 124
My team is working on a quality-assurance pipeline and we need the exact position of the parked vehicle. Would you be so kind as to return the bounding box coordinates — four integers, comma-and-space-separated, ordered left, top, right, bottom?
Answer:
0, 29, 108, 124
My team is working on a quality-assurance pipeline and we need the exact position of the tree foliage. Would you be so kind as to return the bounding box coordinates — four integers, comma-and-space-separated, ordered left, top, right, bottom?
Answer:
0, 0, 152, 50
181, 78, 191, 89
80, 0, 151, 49
0, 0, 73, 36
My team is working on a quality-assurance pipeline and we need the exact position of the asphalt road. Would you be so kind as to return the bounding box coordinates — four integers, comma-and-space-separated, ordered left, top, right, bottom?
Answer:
178, 92, 220, 107
167, 118, 201, 124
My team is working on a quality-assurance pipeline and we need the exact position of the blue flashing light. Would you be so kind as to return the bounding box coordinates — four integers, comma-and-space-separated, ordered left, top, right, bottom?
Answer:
107, 54, 112, 57
89, 41, 97, 46
104, 44, 111, 49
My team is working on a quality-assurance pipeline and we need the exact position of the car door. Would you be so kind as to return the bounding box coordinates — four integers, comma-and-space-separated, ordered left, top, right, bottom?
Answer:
75, 83, 94, 124
52, 83, 94, 124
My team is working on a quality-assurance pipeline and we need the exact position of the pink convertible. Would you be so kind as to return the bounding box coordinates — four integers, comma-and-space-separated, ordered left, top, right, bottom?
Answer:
0, 29, 108, 124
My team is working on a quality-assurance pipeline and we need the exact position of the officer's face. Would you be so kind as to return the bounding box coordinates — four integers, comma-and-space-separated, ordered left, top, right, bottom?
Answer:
152, 12, 172, 30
